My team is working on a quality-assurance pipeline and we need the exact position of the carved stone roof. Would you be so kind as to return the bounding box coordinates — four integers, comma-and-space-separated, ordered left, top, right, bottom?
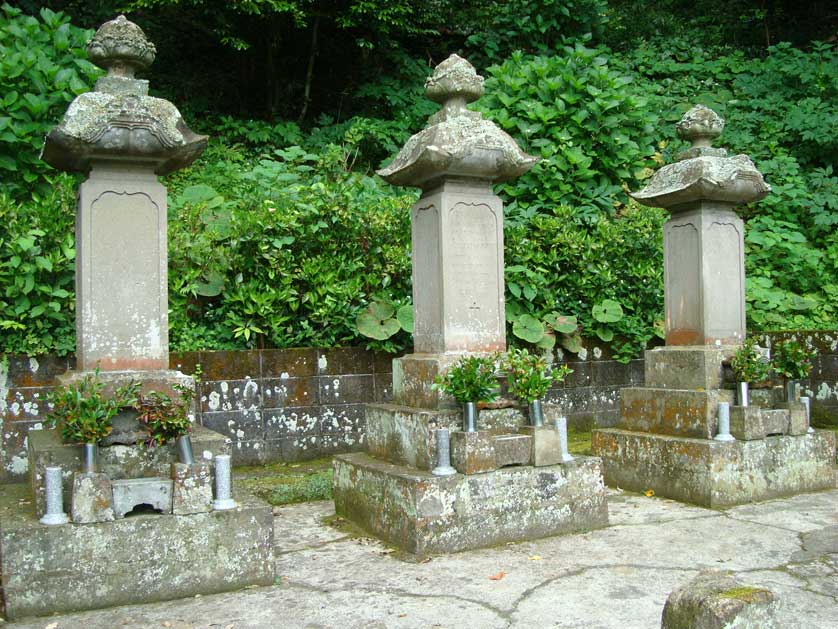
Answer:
631, 105, 770, 210
41, 16, 206, 175
377, 55, 538, 189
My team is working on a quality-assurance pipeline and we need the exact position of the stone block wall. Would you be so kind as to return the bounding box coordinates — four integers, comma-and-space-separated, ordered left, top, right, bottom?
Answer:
1, 331, 836, 481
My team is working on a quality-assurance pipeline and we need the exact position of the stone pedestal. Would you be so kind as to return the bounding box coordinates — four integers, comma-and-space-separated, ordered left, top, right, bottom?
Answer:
0, 484, 274, 620
71, 472, 114, 523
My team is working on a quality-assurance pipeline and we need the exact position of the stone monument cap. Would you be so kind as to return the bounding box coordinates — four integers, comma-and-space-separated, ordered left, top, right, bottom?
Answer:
41, 15, 206, 176
631, 104, 770, 210
377, 54, 538, 189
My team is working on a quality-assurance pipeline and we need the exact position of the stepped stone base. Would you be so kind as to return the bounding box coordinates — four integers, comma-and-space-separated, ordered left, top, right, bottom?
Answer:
0, 484, 274, 620
332, 452, 608, 556
592, 428, 837, 508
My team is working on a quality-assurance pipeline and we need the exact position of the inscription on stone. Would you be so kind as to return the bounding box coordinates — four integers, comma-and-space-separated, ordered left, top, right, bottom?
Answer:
705, 220, 744, 339
665, 220, 700, 344
412, 203, 442, 353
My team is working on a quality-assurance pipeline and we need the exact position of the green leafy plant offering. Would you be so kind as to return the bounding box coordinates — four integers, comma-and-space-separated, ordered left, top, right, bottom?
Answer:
503, 348, 572, 403
433, 355, 499, 404
730, 338, 771, 384
135, 383, 196, 447
46, 373, 139, 444
772, 339, 816, 382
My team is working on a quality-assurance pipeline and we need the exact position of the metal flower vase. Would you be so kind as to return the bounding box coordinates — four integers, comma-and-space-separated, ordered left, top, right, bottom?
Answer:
529, 399, 544, 427
463, 402, 477, 433
736, 381, 749, 407
784, 380, 799, 403
176, 434, 195, 465
82, 443, 99, 474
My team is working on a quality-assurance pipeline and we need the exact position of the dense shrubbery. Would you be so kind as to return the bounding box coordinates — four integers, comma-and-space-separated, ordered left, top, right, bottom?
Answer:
1, 3, 835, 359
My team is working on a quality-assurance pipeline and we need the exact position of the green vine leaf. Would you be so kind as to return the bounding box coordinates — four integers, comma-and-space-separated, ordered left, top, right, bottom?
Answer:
513, 314, 545, 344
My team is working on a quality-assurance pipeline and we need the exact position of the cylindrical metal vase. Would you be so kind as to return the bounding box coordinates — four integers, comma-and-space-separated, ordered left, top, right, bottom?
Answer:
463, 402, 477, 433
176, 434, 195, 465
529, 399, 544, 427
82, 442, 99, 474
736, 381, 749, 407
785, 380, 799, 403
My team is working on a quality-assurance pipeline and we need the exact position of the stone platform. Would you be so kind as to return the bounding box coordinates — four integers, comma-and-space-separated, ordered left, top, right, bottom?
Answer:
333, 452, 608, 556
592, 428, 837, 508
0, 483, 274, 620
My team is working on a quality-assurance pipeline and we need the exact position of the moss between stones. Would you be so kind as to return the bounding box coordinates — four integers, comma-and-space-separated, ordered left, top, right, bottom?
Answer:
720, 586, 772, 603
235, 457, 333, 506
568, 427, 593, 456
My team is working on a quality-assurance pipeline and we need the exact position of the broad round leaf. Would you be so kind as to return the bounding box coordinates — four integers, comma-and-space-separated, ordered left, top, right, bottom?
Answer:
513, 314, 545, 344
592, 299, 623, 323
550, 314, 577, 334
396, 304, 414, 333
195, 271, 225, 297
560, 332, 584, 354
357, 311, 400, 340
369, 301, 395, 320
595, 327, 614, 342
536, 331, 556, 350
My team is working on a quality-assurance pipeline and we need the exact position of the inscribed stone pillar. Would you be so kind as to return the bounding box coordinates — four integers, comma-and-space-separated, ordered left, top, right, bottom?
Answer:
377, 55, 537, 408
632, 105, 769, 347
42, 15, 207, 372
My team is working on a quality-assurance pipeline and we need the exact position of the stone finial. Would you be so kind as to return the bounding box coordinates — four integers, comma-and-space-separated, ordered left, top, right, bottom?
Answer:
86, 15, 157, 77
41, 15, 206, 175
377, 54, 538, 189
676, 104, 724, 149
630, 104, 770, 210
424, 54, 484, 104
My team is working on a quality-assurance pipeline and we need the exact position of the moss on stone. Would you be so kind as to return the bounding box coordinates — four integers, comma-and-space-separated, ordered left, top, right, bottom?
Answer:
721, 586, 772, 603
568, 427, 593, 456
235, 457, 334, 506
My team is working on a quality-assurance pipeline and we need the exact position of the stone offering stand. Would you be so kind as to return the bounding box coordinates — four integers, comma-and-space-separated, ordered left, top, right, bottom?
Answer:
0, 17, 274, 620
592, 106, 837, 507
332, 56, 609, 556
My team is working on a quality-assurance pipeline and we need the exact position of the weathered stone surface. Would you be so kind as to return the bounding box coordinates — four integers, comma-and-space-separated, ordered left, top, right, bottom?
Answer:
29, 425, 228, 517
661, 569, 780, 629
620, 387, 735, 439
729, 406, 766, 441
333, 452, 608, 556
171, 461, 212, 515
520, 425, 562, 467
761, 409, 789, 436
112, 477, 173, 518
492, 433, 531, 467
71, 472, 114, 523
778, 401, 809, 436
644, 346, 737, 390
450, 430, 496, 474
365, 403, 528, 471
377, 54, 537, 189
0, 484, 274, 620
592, 428, 836, 507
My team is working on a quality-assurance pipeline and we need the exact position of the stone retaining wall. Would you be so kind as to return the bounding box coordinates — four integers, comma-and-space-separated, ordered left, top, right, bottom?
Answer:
1, 331, 836, 480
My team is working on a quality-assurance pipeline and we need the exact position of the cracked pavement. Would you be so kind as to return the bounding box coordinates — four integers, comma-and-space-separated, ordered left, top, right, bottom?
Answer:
6, 488, 837, 628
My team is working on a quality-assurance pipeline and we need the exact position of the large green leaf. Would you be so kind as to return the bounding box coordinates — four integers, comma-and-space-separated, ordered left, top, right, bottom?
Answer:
396, 304, 413, 333
592, 299, 623, 323
356, 302, 400, 340
513, 314, 545, 343
548, 313, 577, 334
560, 332, 584, 354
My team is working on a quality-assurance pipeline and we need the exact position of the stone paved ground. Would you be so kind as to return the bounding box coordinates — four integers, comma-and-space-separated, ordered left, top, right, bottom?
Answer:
5, 489, 838, 629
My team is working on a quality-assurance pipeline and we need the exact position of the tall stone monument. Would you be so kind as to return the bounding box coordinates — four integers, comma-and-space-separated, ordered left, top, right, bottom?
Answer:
333, 56, 609, 556
378, 54, 538, 409
0, 17, 275, 620
42, 14, 206, 375
592, 105, 836, 507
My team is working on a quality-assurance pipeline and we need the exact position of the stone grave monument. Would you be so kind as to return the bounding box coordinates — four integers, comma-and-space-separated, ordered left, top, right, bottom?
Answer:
332, 55, 609, 556
0, 16, 274, 620
592, 105, 836, 507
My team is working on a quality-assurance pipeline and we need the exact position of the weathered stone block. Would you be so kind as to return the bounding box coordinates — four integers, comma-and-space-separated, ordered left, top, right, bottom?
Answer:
112, 477, 173, 518
492, 434, 531, 467
71, 472, 114, 524
392, 354, 460, 409
761, 409, 789, 436
28, 425, 228, 518
644, 346, 737, 390
0, 484, 274, 620
778, 402, 808, 436
519, 425, 562, 467
620, 387, 734, 439
729, 406, 765, 440
333, 452, 608, 556
592, 428, 837, 507
171, 462, 212, 515
450, 431, 496, 474
661, 569, 780, 629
